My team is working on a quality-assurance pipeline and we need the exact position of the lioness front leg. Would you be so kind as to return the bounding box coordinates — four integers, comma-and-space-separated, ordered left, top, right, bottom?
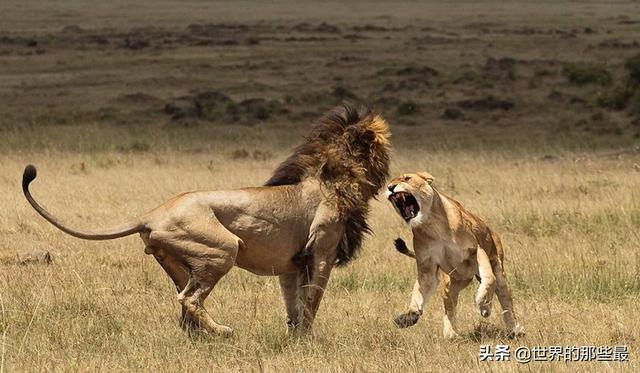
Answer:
394, 261, 438, 328
442, 275, 471, 339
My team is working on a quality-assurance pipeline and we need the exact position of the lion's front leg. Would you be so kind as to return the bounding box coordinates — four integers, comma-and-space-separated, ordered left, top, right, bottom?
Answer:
297, 256, 334, 335
284, 203, 342, 336
279, 272, 304, 332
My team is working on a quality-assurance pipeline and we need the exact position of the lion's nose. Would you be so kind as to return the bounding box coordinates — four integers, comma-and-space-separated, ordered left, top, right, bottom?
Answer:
388, 185, 396, 193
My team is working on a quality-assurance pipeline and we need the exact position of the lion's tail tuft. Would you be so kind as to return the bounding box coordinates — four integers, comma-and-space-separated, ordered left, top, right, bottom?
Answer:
22, 164, 37, 191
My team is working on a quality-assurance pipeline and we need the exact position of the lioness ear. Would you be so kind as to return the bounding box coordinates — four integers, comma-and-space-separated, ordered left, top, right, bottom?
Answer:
416, 172, 435, 185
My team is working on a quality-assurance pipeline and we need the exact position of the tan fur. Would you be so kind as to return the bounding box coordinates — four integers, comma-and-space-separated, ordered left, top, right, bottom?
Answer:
387, 172, 524, 339
22, 104, 391, 337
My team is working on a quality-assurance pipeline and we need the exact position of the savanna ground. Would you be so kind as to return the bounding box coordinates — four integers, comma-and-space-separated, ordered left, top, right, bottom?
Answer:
1, 0, 640, 371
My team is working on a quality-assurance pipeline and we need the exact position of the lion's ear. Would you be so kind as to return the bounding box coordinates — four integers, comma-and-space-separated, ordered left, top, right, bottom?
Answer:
416, 172, 435, 185
362, 129, 376, 143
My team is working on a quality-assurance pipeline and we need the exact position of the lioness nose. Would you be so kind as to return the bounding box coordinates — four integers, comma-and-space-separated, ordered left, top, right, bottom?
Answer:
388, 185, 395, 192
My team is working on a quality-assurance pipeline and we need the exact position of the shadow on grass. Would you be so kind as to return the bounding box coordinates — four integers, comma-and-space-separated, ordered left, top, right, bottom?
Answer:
463, 321, 522, 343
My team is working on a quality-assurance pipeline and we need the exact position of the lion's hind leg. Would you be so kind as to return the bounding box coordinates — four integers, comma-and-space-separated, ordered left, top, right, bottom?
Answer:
150, 251, 198, 330
147, 212, 240, 337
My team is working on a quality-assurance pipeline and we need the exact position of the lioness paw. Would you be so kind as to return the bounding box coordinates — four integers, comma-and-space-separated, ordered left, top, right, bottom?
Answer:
507, 324, 525, 339
478, 302, 492, 318
443, 328, 461, 340
394, 312, 420, 328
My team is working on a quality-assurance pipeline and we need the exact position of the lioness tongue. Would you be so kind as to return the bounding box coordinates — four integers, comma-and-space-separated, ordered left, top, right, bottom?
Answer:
404, 205, 414, 218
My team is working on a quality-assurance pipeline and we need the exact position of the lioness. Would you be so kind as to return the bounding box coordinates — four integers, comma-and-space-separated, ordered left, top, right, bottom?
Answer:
22, 104, 390, 336
387, 172, 524, 339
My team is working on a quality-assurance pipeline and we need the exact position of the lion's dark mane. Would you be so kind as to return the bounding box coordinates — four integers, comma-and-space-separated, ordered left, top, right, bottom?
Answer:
265, 103, 390, 266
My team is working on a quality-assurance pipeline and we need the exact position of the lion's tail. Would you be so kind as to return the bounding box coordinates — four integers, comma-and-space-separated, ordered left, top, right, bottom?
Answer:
22, 165, 145, 240
394, 238, 416, 259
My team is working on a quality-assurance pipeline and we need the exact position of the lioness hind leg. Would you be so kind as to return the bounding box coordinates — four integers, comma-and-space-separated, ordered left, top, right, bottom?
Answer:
475, 246, 496, 318
442, 276, 471, 340
491, 258, 525, 338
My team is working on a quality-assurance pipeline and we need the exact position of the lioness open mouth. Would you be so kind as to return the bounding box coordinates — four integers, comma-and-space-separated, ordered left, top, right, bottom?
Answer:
389, 191, 419, 221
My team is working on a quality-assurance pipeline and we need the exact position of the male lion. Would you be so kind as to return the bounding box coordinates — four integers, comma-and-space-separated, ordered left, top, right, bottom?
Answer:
22, 104, 391, 336
387, 172, 524, 339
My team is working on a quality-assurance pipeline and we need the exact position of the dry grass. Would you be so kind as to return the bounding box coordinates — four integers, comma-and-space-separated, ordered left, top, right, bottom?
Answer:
1, 140, 639, 371
2, 0, 640, 371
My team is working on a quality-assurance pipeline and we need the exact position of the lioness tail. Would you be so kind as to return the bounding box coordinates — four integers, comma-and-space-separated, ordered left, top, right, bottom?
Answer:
394, 238, 416, 259
22, 165, 145, 240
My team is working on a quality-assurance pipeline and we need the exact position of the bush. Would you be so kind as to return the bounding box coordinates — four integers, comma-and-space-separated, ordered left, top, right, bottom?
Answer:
597, 85, 632, 110
625, 53, 640, 87
598, 54, 640, 111
562, 63, 612, 85
628, 90, 640, 115
396, 100, 419, 116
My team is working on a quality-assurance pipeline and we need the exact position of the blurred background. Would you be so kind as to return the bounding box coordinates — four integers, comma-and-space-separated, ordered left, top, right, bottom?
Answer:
2, 0, 640, 153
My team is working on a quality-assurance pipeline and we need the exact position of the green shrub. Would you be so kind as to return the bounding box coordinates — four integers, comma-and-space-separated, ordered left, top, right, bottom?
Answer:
597, 85, 632, 110
628, 89, 640, 115
562, 63, 612, 85
625, 53, 640, 87
396, 100, 419, 116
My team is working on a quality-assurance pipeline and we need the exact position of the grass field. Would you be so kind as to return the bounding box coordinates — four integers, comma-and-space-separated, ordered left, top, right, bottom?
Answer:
1, 1, 640, 371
